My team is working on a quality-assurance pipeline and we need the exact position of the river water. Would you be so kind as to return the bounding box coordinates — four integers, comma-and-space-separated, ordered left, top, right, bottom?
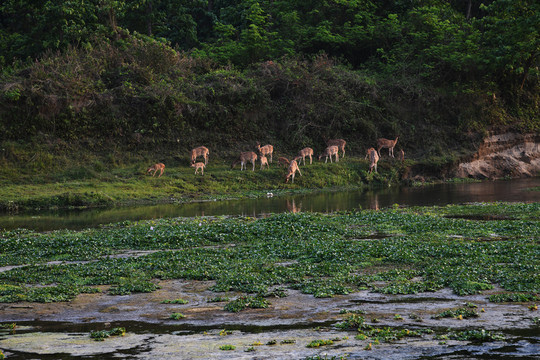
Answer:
0, 178, 538, 232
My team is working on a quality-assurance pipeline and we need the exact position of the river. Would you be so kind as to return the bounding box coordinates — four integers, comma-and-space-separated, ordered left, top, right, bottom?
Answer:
0, 178, 538, 232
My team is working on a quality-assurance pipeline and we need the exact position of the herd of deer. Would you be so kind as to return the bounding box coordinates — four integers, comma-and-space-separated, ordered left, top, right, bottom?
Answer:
146, 137, 404, 182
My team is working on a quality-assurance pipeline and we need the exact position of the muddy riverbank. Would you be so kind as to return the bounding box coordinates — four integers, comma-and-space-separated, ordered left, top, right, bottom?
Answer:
1, 280, 539, 359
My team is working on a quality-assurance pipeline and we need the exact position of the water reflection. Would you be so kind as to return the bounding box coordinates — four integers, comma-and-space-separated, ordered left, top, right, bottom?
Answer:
0, 178, 538, 232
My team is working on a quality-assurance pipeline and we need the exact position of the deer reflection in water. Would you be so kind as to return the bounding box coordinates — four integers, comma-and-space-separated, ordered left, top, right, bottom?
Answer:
286, 199, 302, 213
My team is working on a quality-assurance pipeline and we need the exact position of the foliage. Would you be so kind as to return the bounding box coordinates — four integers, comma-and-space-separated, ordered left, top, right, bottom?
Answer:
161, 298, 189, 304
224, 295, 269, 312
0, 203, 538, 305
219, 344, 236, 350
489, 293, 540, 303
170, 312, 185, 320
432, 307, 479, 319
306, 339, 334, 348
90, 327, 126, 341
446, 329, 505, 342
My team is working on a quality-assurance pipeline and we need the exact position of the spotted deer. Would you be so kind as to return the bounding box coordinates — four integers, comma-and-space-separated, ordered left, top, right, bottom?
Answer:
285, 159, 302, 183
319, 145, 339, 163
146, 163, 165, 177
366, 148, 379, 173
326, 139, 346, 158
191, 162, 205, 175
298, 147, 314, 165
190, 146, 209, 165
277, 157, 290, 168
231, 151, 258, 171
256, 142, 274, 163
377, 137, 399, 158
260, 155, 270, 170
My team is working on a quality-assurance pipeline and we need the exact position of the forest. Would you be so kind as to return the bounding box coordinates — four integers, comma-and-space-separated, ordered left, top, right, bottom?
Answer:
0, 0, 538, 159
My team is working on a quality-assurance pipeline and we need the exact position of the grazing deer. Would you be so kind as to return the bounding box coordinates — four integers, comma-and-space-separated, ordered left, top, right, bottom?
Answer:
256, 142, 274, 163
278, 157, 290, 168
398, 149, 405, 163
231, 151, 258, 171
298, 147, 314, 165
319, 145, 339, 163
285, 159, 302, 183
326, 139, 346, 158
191, 162, 205, 175
146, 163, 165, 177
191, 146, 209, 165
260, 155, 270, 170
377, 137, 398, 158
366, 148, 379, 173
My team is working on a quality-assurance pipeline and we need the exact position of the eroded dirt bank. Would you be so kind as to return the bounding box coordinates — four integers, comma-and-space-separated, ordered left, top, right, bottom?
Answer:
1, 280, 539, 359
453, 132, 540, 179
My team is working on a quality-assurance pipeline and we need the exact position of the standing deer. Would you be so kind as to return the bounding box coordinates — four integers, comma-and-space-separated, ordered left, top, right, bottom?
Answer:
231, 151, 258, 171
191, 162, 205, 175
319, 145, 339, 163
285, 159, 302, 183
146, 163, 165, 177
326, 139, 346, 158
191, 146, 209, 165
256, 142, 274, 163
260, 155, 270, 170
377, 137, 398, 158
366, 148, 379, 173
298, 147, 314, 165
278, 157, 290, 168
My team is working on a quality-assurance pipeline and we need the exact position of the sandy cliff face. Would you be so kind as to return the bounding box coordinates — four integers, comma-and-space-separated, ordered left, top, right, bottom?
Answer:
454, 133, 540, 179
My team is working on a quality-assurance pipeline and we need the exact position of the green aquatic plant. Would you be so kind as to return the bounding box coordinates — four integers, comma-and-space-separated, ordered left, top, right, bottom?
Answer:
219, 344, 236, 350
489, 293, 540, 303
0, 203, 538, 305
306, 339, 334, 348
90, 327, 126, 341
169, 313, 185, 320
224, 295, 269, 313
447, 329, 505, 342
161, 298, 189, 304
432, 308, 479, 319
335, 314, 369, 330
208, 296, 230, 303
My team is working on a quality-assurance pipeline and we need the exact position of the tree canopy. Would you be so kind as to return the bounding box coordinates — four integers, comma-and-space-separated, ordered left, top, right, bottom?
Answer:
1, 0, 538, 89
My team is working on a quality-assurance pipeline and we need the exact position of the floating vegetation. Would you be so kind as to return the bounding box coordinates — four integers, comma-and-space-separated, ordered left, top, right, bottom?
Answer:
306, 339, 334, 348
169, 313, 185, 320
161, 298, 189, 304
224, 296, 269, 313
489, 293, 540, 303
219, 344, 236, 350
446, 329, 505, 342
208, 296, 230, 303
280, 339, 296, 344
335, 314, 370, 330
0, 203, 538, 305
339, 309, 365, 315
432, 307, 479, 319
89, 327, 126, 341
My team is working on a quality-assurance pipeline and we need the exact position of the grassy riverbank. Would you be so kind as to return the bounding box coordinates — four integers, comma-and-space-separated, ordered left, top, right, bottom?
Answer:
1, 202, 538, 303
0, 153, 411, 212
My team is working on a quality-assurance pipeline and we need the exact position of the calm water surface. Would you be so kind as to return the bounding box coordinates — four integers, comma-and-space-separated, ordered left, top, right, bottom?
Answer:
1, 178, 538, 232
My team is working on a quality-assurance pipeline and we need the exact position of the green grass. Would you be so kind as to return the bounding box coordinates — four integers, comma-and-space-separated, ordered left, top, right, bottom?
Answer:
0, 154, 399, 211
0, 203, 538, 303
